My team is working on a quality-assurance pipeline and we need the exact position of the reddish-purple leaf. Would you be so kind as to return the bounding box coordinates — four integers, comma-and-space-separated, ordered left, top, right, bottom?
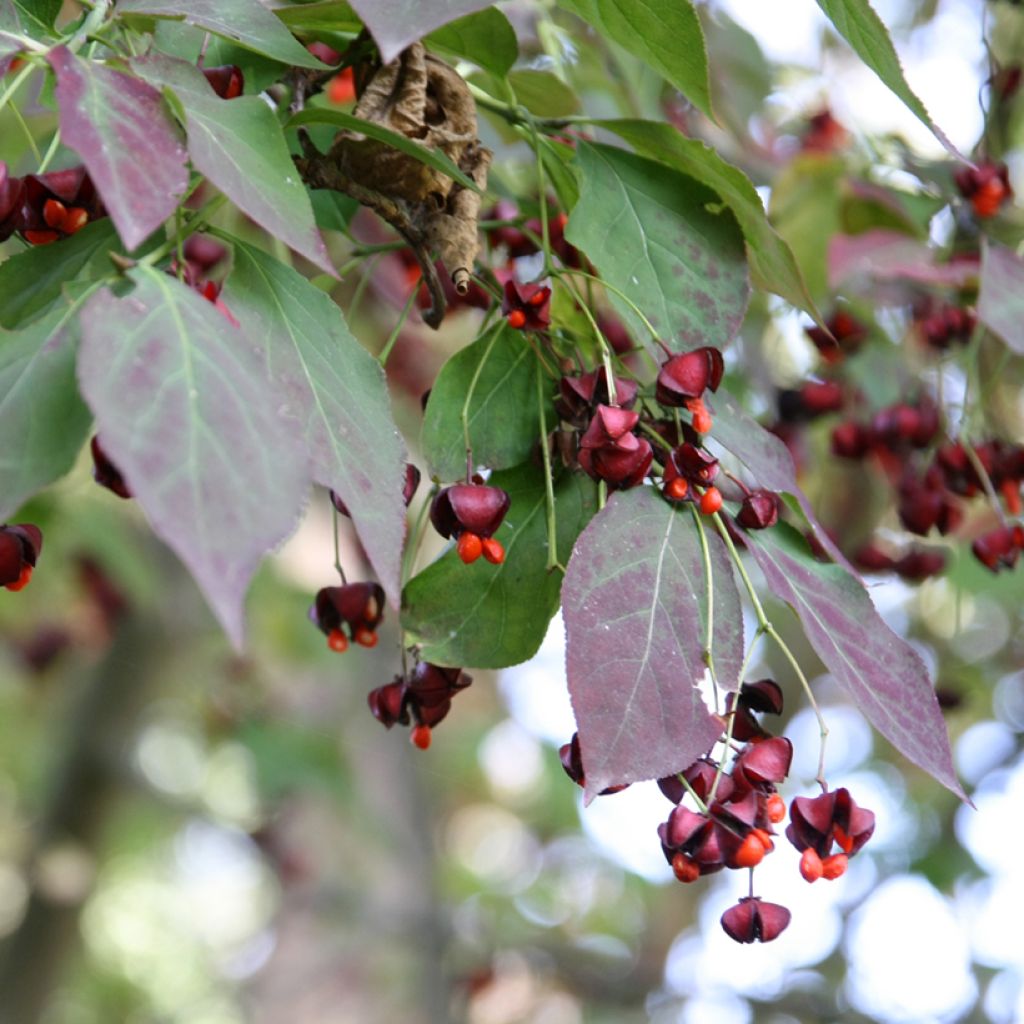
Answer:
743, 522, 964, 799
347, 0, 495, 63
78, 268, 308, 648
979, 239, 1024, 355
829, 230, 978, 291
48, 46, 188, 250
563, 487, 744, 801
709, 389, 853, 571
221, 237, 405, 607
133, 55, 334, 277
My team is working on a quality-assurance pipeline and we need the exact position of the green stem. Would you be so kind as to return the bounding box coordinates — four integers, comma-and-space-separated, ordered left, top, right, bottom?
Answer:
68, 0, 112, 53
332, 503, 348, 584
0, 61, 36, 119
138, 194, 227, 269
557, 275, 619, 405
537, 363, 562, 573
461, 327, 501, 471
707, 703, 736, 806
378, 282, 418, 366
8, 95, 41, 163
677, 773, 708, 815
690, 507, 720, 708
401, 484, 436, 586
711, 512, 829, 791
36, 128, 62, 175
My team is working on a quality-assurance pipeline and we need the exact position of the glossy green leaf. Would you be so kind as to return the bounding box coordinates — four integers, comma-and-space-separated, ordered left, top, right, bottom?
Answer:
426, 8, 518, 77
979, 240, 1024, 354
0, 218, 118, 329
47, 46, 189, 251
273, 1, 359, 32
422, 323, 545, 482
403, 465, 597, 668
744, 522, 964, 798
599, 119, 821, 323
78, 267, 308, 648
135, 55, 334, 277
0, 304, 91, 520
563, 487, 743, 799
287, 108, 480, 193
220, 236, 408, 608
558, 0, 713, 121
565, 142, 749, 354
117, 0, 327, 68
345, 0, 495, 63
814, 0, 959, 157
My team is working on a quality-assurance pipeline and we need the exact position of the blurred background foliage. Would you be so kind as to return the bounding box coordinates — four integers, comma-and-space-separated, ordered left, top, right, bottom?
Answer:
2, 0, 1024, 1022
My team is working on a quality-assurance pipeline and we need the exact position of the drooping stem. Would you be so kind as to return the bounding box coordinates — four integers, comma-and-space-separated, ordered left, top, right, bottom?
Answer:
378, 280, 419, 366
461, 326, 501, 471
711, 513, 829, 791
537, 363, 562, 572
401, 484, 435, 586
332, 502, 348, 584
690, 506, 720, 712
557, 275, 619, 406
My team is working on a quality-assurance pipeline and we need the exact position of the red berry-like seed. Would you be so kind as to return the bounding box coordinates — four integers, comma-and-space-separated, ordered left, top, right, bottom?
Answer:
23, 229, 59, 245
458, 532, 483, 564
43, 198, 67, 230
767, 793, 786, 823
62, 207, 89, 235
481, 537, 505, 564
672, 852, 700, 883
800, 847, 823, 883
734, 832, 766, 868
821, 853, 848, 880
507, 309, 527, 329
327, 628, 348, 653
692, 409, 713, 434
411, 724, 432, 750
528, 289, 547, 306
833, 825, 854, 853
699, 486, 723, 515
752, 828, 774, 853
4, 564, 33, 592
354, 626, 378, 648
665, 477, 689, 501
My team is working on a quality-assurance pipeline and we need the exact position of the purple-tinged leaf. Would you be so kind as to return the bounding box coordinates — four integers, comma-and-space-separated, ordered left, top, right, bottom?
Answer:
979, 239, 1024, 355
47, 46, 188, 251
78, 268, 308, 648
134, 55, 334, 277
118, 0, 326, 69
829, 230, 978, 291
221, 236, 406, 608
0, 304, 91, 520
709, 389, 853, 572
563, 487, 744, 801
743, 522, 965, 799
345, 0, 494, 63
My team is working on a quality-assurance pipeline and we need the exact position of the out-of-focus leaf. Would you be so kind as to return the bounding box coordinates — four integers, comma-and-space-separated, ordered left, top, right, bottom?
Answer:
815, 0, 959, 157
700, 9, 771, 136
558, 0, 713, 122
272, 0, 359, 32
346, 0, 496, 63
422, 323, 544, 482
563, 487, 743, 800
979, 240, 1024, 354
565, 142, 749, 355
538, 136, 579, 209
221, 237, 407, 608
601, 119, 821, 322
829, 230, 978, 292
287, 108, 480, 193
47, 46, 188, 250
78, 268, 308, 648
117, 0, 326, 68
12, 0, 59, 34
0, 305, 91, 520
744, 522, 965, 799
0, 218, 118, 329
509, 69, 581, 117
426, 8, 518, 77
403, 465, 597, 668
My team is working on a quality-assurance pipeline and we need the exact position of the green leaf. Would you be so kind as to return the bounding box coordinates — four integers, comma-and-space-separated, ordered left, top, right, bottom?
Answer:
422, 322, 545, 482
558, 0, 714, 122
134, 55, 334, 277
12, 0, 60, 34
814, 0, 959, 157
220, 236, 408, 607
78, 267, 309, 648
538, 136, 579, 210
345, 0, 496, 63
117, 0, 327, 68
403, 464, 597, 668
47, 46, 189, 251
508, 69, 581, 118
0, 218, 118, 329
0, 304, 92, 520
565, 142, 749, 354
287, 107, 481, 193
600, 119, 821, 322
426, 8, 518, 77
563, 488, 743, 798
273, 1, 360, 32
979, 239, 1024, 355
